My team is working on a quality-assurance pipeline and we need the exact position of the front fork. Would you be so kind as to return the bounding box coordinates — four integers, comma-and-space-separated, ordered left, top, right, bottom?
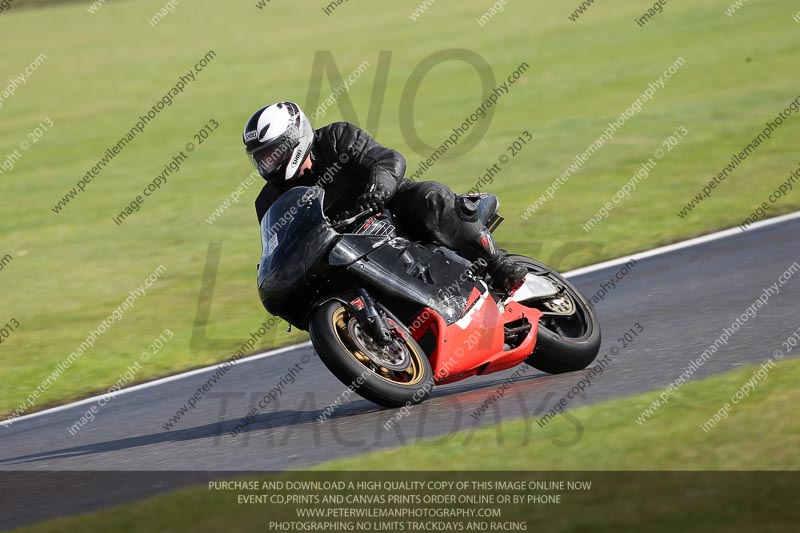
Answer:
350, 287, 393, 346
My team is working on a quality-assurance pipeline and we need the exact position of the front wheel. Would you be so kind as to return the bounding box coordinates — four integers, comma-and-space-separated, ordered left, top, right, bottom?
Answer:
508, 255, 601, 374
309, 300, 434, 408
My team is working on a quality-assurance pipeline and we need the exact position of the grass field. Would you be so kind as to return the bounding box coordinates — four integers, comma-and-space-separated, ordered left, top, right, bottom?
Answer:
1, 0, 799, 415
19, 356, 800, 532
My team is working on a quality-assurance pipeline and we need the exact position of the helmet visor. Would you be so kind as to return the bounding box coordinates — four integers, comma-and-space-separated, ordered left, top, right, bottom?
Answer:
249, 141, 292, 181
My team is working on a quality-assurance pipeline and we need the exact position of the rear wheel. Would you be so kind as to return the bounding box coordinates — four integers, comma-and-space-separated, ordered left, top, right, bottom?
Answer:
508, 255, 601, 374
309, 300, 434, 408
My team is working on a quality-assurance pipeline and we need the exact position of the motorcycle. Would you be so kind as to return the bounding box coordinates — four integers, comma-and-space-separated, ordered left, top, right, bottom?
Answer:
258, 186, 601, 408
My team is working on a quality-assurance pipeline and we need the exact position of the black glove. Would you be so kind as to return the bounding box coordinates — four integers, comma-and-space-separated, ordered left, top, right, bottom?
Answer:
355, 188, 390, 213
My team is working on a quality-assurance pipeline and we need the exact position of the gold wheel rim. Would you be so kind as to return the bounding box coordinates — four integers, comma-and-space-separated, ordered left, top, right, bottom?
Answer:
330, 307, 426, 386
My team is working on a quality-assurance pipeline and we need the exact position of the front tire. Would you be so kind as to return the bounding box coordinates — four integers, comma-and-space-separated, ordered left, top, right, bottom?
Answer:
508, 255, 601, 374
309, 300, 434, 408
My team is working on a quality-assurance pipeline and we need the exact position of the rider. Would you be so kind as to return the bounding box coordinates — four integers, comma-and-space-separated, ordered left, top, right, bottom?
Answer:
243, 101, 527, 294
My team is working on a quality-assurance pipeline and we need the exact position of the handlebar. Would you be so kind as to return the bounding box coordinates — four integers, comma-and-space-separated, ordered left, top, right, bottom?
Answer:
330, 208, 375, 231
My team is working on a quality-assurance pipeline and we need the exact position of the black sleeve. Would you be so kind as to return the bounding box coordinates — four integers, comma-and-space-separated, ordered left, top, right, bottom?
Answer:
255, 182, 281, 224
329, 122, 406, 198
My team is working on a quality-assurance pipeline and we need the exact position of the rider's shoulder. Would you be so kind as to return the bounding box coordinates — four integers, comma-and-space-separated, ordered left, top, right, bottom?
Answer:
320, 121, 365, 138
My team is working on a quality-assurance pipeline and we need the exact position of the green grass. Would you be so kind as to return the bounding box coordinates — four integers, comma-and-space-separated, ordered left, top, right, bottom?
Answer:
1, 0, 799, 414
18, 357, 800, 532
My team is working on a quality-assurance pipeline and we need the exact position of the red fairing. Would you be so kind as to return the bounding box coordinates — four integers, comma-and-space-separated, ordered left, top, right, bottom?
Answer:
410, 289, 542, 384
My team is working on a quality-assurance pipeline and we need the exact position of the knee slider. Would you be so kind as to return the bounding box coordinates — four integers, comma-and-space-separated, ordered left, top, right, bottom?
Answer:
455, 195, 479, 222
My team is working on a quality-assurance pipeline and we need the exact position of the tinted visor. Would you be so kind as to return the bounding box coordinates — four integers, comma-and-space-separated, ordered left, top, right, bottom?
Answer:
250, 140, 294, 181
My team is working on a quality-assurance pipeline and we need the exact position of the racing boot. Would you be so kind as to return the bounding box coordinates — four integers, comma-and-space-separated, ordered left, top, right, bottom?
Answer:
475, 228, 527, 295
488, 255, 527, 294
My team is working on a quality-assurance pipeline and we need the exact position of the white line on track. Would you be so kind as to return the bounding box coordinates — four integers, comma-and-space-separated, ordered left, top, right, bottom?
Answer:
563, 210, 800, 277
4, 210, 799, 428
1, 342, 313, 428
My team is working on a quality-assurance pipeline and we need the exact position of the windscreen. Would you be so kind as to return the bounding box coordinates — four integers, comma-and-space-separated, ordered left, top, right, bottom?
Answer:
258, 186, 335, 298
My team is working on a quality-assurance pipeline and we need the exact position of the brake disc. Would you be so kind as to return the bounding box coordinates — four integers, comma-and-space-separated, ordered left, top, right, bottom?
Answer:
542, 294, 575, 315
347, 318, 412, 372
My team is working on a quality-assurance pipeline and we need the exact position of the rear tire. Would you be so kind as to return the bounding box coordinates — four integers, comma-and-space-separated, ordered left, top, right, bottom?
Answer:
309, 300, 434, 408
508, 255, 601, 374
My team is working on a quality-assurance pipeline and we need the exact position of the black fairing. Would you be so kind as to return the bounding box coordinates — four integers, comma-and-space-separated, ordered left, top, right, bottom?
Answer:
345, 240, 483, 324
258, 187, 338, 320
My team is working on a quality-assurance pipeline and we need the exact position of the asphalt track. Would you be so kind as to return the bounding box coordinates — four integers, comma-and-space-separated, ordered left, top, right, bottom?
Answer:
2, 213, 799, 528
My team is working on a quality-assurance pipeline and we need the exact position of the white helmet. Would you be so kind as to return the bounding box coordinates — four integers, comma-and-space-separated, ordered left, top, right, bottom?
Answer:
243, 101, 314, 182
